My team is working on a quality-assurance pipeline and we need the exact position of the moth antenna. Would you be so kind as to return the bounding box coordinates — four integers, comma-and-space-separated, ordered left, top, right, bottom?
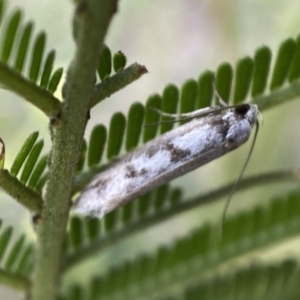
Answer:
145, 107, 204, 126
144, 118, 188, 127
145, 107, 182, 126
212, 78, 229, 108
145, 105, 243, 127
221, 119, 260, 237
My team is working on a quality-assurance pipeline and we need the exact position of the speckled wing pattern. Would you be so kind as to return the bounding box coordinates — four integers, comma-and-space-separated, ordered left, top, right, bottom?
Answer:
75, 104, 258, 218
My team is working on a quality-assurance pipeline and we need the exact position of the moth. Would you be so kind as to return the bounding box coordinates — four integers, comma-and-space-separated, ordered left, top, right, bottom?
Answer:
75, 101, 260, 219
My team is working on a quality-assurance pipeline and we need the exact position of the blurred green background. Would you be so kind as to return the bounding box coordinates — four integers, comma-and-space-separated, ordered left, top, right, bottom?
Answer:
1, 0, 300, 298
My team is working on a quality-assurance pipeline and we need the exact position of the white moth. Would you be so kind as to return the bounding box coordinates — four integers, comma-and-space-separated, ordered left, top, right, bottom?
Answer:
75, 102, 259, 218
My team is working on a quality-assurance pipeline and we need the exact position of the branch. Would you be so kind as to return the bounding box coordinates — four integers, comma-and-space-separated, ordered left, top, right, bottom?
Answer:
31, 1, 118, 300
63, 169, 300, 272
89, 63, 148, 108
0, 169, 43, 212
0, 62, 61, 117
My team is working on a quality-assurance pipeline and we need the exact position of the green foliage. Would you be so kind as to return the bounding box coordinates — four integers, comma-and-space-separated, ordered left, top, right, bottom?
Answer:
113, 51, 126, 72
197, 70, 214, 109
160, 84, 179, 134
14, 22, 33, 73
143, 94, 162, 142
20, 139, 44, 184
97, 45, 112, 80
233, 56, 253, 104
61, 189, 300, 300
1, 9, 21, 63
0, 1, 300, 300
47, 67, 63, 93
215, 62, 233, 103
125, 102, 145, 151
87, 125, 106, 168
270, 38, 296, 90
9, 132, 47, 194
27, 154, 47, 189
97, 45, 128, 81
106, 112, 126, 159
251, 46, 272, 96
288, 34, 300, 81
10, 131, 39, 177
179, 79, 198, 125
29, 32, 46, 82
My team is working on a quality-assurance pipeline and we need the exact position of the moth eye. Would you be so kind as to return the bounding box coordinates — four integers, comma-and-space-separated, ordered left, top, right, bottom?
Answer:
234, 103, 250, 115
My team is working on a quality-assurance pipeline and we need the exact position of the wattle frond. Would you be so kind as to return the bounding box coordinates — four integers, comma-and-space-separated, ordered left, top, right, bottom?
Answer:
62, 188, 300, 299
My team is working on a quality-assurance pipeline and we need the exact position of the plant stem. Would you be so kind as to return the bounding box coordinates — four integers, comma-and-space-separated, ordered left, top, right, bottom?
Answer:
31, 1, 118, 300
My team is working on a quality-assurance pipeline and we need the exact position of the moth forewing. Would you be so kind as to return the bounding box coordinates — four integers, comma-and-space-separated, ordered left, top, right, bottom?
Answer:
74, 103, 259, 218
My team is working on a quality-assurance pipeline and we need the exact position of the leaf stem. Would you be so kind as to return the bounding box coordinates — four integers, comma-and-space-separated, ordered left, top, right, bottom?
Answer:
0, 169, 43, 212
0, 62, 61, 117
0, 269, 31, 292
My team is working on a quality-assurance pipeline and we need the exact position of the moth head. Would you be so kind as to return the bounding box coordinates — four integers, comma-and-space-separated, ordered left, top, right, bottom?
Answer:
234, 103, 260, 127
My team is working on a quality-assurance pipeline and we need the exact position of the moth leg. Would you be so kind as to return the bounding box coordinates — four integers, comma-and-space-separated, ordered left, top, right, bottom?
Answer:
150, 107, 178, 118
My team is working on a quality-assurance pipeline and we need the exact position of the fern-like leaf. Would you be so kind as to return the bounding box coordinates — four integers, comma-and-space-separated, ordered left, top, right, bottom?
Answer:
62, 196, 300, 299
64, 180, 300, 273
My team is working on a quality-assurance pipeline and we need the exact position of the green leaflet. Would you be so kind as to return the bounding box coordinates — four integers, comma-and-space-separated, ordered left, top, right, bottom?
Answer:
14, 21, 33, 73
40, 50, 55, 88
125, 102, 145, 151
1, 9, 21, 63
10, 132, 39, 177
106, 112, 126, 160
20, 139, 44, 184
113, 51, 127, 72
88, 125, 106, 168
97, 45, 112, 80
179, 79, 198, 125
28, 32, 46, 83
160, 84, 179, 134
233, 56, 254, 104
143, 94, 162, 143
47, 67, 63, 93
